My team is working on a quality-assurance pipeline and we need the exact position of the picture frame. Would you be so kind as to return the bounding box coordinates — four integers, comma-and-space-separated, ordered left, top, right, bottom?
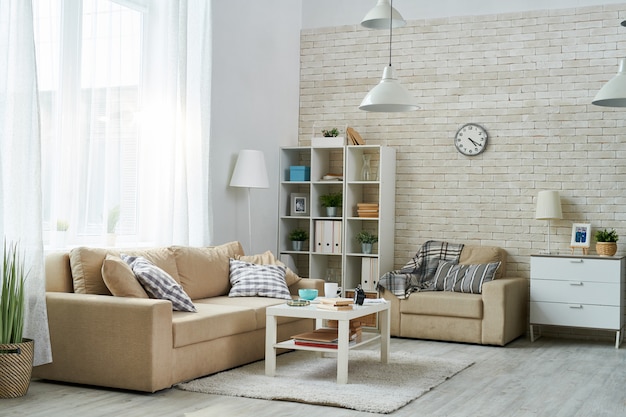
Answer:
290, 193, 309, 216
570, 223, 591, 248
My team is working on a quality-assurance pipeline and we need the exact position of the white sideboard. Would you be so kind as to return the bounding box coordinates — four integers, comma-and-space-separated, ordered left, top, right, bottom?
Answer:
530, 254, 625, 348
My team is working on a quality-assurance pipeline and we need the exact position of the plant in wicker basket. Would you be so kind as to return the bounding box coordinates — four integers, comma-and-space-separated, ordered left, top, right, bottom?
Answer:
0, 240, 34, 398
594, 228, 619, 257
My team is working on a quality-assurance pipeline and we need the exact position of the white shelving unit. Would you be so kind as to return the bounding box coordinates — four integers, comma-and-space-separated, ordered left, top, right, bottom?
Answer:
278, 145, 396, 297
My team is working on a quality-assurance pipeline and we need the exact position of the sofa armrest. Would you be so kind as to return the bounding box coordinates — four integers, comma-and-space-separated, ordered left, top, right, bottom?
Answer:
33, 292, 174, 392
289, 278, 325, 295
481, 276, 528, 346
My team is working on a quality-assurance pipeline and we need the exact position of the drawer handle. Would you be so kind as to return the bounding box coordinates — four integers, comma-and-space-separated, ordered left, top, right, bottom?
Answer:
569, 259, 584, 263
569, 282, 583, 286
569, 304, 583, 309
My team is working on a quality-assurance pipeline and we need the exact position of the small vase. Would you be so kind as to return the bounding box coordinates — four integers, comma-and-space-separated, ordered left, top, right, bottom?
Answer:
361, 154, 371, 181
291, 241, 304, 251
326, 207, 338, 217
361, 243, 373, 254
596, 242, 617, 257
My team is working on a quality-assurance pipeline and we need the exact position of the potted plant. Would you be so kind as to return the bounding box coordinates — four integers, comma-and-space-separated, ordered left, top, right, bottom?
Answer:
319, 191, 342, 217
0, 241, 34, 398
321, 128, 340, 137
594, 228, 619, 257
288, 228, 309, 251
56, 220, 69, 247
107, 205, 120, 246
356, 230, 378, 254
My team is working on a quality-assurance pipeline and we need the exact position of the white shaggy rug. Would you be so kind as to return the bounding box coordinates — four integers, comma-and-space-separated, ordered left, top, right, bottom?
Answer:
176, 350, 473, 414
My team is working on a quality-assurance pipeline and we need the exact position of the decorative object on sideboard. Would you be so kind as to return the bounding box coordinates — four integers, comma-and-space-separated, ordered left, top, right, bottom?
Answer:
229, 150, 269, 253
535, 190, 562, 254
359, 0, 419, 112
569, 223, 591, 255
592, 21, 626, 107
0, 241, 34, 399
288, 228, 309, 252
594, 228, 619, 257
356, 230, 378, 254
319, 191, 342, 217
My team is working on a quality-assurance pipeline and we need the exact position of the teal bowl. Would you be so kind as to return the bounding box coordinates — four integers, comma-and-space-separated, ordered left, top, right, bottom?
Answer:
298, 289, 318, 301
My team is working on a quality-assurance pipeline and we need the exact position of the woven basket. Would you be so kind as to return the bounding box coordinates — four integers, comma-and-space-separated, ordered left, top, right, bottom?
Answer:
0, 339, 34, 398
596, 242, 617, 257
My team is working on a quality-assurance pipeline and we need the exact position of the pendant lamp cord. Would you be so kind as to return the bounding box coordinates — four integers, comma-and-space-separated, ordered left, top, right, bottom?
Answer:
388, 0, 393, 66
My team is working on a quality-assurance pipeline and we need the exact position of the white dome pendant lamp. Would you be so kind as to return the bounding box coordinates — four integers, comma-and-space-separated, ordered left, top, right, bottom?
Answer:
361, 0, 406, 29
359, 0, 419, 112
592, 21, 626, 107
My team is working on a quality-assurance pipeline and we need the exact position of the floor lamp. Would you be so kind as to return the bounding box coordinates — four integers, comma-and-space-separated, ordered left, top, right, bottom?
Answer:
230, 150, 269, 253
535, 190, 562, 254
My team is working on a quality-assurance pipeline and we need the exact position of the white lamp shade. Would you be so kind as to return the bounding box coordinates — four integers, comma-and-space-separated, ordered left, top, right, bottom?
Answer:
535, 190, 563, 220
592, 58, 626, 107
359, 65, 419, 112
230, 150, 269, 188
361, 0, 406, 29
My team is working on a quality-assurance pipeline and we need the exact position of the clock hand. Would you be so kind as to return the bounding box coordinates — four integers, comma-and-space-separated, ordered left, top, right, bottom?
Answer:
468, 138, 480, 146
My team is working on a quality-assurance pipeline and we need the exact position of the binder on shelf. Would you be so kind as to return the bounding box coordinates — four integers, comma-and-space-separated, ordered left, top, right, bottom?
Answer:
333, 221, 342, 253
315, 220, 342, 254
361, 257, 379, 292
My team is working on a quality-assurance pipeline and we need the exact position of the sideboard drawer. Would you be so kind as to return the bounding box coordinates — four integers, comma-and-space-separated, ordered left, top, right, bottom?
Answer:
531, 256, 622, 283
530, 280, 621, 306
530, 302, 621, 330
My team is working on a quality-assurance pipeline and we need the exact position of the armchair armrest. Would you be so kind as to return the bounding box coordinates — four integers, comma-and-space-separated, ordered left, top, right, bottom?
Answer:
34, 292, 174, 392
481, 276, 528, 345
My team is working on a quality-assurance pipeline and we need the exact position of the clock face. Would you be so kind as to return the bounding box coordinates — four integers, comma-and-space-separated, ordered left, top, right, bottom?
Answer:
455, 123, 488, 156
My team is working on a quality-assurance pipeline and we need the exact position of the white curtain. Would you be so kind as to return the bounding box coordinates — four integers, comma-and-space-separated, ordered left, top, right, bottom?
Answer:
138, 0, 212, 246
33, 0, 212, 249
0, 0, 52, 365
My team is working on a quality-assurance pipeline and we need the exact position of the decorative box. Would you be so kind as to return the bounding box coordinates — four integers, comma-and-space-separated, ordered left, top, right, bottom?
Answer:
289, 166, 310, 181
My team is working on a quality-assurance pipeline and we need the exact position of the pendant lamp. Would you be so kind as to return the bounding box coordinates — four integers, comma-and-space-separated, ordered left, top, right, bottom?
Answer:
592, 21, 626, 107
361, 0, 406, 29
359, 0, 419, 112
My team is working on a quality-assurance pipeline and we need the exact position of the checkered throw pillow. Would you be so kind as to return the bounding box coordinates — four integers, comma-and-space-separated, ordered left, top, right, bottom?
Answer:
122, 254, 197, 312
228, 258, 291, 300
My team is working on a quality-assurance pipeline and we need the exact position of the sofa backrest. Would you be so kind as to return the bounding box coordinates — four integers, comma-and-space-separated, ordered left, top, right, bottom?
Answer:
459, 245, 507, 280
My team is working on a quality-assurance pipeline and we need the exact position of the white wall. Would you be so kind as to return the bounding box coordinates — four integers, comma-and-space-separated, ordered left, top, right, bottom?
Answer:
210, 0, 302, 254
302, 0, 626, 29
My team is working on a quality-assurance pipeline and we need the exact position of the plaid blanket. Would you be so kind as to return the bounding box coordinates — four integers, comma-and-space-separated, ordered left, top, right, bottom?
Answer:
377, 240, 464, 299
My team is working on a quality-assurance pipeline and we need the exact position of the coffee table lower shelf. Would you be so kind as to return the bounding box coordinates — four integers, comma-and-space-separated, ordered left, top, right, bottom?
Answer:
275, 330, 381, 352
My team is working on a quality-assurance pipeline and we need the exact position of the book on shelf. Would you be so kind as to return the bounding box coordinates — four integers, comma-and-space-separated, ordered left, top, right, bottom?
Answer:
291, 327, 362, 348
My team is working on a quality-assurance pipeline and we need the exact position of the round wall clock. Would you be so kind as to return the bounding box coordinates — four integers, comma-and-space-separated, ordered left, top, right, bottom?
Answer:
454, 123, 488, 156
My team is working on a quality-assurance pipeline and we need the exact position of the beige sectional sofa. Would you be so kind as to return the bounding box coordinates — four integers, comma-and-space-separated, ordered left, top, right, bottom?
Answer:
380, 245, 528, 346
33, 241, 324, 392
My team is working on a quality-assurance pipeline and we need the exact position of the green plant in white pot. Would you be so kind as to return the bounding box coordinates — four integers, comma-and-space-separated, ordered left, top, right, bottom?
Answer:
319, 191, 342, 217
356, 230, 378, 254
0, 241, 34, 398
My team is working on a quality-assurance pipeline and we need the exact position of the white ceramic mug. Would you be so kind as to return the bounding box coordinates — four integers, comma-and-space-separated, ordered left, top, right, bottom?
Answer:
324, 282, 338, 298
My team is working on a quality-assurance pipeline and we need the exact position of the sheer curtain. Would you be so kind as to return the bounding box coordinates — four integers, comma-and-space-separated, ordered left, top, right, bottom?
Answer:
33, 0, 212, 249
0, 0, 51, 365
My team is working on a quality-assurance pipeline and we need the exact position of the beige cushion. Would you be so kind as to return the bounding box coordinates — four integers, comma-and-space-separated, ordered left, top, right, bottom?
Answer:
171, 241, 244, 299
69, 246, 178, 295
101, 254, 149, 298
235, 250, 302, 287
459, 245, 507, 279
401, 291, 483, 319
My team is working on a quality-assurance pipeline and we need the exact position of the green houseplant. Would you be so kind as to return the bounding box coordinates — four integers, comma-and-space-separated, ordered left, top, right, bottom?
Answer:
321, 128, 339, 137
0, 241, 34, 398
319, 191, 342, 217
356, 230, 378, 254
288, 228, 309, 251
594, 228, 619, 256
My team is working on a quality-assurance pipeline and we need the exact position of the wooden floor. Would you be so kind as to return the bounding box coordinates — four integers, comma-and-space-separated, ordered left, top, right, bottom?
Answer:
4, 335, 626, 417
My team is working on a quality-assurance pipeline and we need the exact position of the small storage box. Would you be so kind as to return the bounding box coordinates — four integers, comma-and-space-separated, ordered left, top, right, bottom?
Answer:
289, 166, 310, 181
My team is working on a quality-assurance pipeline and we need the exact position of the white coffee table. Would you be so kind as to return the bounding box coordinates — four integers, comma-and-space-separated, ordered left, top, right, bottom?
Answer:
265, 301, 390, 384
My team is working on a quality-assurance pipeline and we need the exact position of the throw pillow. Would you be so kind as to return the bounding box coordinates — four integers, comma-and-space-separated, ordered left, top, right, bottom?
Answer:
228, 258, 291, 300
101, 254, 149, 298
122, 254, 196, 312
433, 260, 466, 291
235, 250, 302, 287
452, 262, 501, 294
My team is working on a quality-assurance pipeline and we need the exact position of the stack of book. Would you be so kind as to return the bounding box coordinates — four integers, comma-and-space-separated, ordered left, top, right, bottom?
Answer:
326, 319, 363, 343
357, 203, 379, 218
291, 327, 361, 349
317, 297, 354, 311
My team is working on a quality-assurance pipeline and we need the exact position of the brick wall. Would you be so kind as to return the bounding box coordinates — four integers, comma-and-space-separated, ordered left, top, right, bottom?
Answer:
300, 4, 626, 286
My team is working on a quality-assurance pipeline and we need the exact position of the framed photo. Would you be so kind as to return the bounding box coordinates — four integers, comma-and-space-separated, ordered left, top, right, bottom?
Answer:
570, 223, 591, 248
290, 193, 309, 216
